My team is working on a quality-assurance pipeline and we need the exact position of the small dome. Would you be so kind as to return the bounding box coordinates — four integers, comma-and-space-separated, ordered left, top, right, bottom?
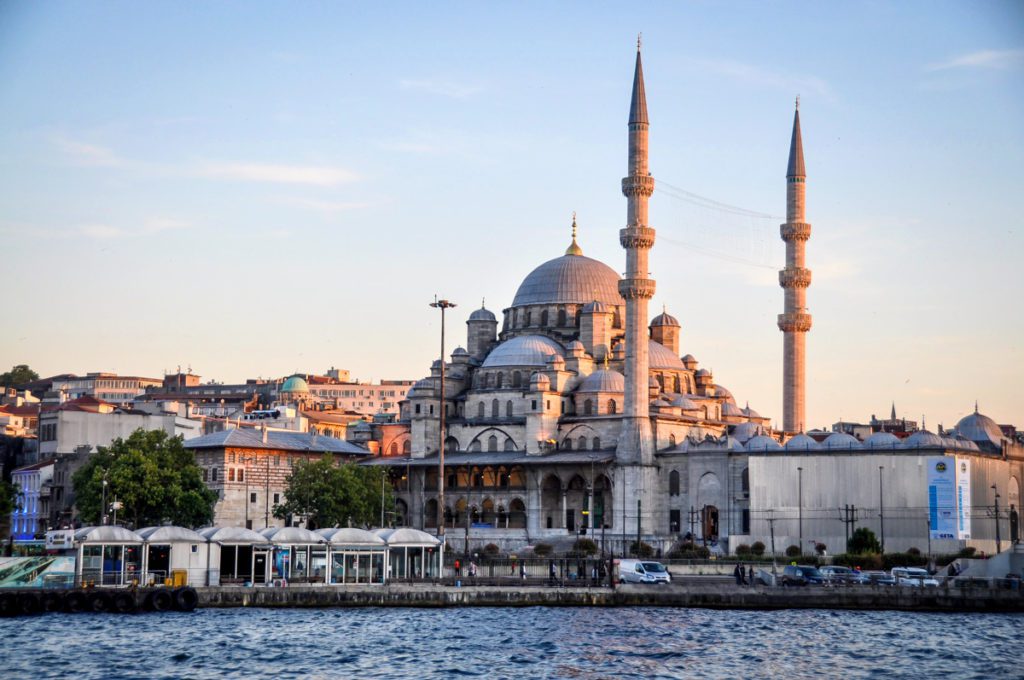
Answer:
199, 526, 268, 544
281, 375, 310, 393
746, 435, 783, 452
579, 369, 625, 393
469, 306, 496, 322
672, 395, 699, 410
651, 310, 680, 327
565, 340, 586, 356
316, 527, 386, 547
74, 526, 144, 543
954, 411, 1005, 450
452, 346, 469, 357
481, 335, 565, 368
512, 253, 623, 307
823, 432, 862, 450
695, 368, 711, 377
681, 354, 697, 363
261, 526, 325, 544
901, 429, 945, 449
531, 373, 551, 391
722, 402, 744, 417
731, 421, 761, 443
785, 433, 822, 451
546, 354, 565, 367
863, 432, 900, 449
406, 378, 433, 398
742, 405, 762, 419
650, 339, 686, 370
374, 527, 441, 547
582, 300, 612, 314
136, 526, 206, 543
714, 385, 735, 403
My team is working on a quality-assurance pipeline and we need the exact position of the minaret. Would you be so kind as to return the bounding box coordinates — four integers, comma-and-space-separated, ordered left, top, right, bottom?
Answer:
778, 98, 812, 432
617, 38, 656, 465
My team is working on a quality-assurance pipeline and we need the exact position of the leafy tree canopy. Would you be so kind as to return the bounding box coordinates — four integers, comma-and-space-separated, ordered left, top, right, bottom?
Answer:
0, 480, 19, 517
274, 456, 391, 529
0, 365, 38, 388
847, 527, 882, 555
72, 429, 217, 529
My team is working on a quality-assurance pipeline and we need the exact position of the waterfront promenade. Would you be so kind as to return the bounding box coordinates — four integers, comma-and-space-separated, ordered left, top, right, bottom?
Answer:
197, 581, 1024, 613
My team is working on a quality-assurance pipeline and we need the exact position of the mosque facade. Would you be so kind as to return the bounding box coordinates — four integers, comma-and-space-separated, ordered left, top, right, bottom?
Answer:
360, 47, 1023, 557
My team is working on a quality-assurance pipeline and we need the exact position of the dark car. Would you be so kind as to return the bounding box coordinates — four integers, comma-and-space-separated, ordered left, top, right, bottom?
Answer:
781, 564, 825, 586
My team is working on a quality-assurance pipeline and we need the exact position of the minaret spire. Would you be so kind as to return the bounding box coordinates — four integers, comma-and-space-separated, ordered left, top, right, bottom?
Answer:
617, 40, 656, 467
778, 98, 812, 432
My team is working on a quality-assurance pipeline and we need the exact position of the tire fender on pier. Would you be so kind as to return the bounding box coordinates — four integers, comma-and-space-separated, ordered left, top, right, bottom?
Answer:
40, 591, 64, 613
145, 589, 172, 612
112, 591, 137, 614
89, 591, 112, 613
17, 592, 41, 616
65, 591, 88, 613
172, 587, 199, 612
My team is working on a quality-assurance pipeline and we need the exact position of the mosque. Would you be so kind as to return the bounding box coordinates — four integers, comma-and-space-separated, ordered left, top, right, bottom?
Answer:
358, 46, 1022, 557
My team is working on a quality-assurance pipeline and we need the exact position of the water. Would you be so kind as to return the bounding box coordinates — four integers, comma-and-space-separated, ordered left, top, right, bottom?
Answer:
2, 607, 1020, 679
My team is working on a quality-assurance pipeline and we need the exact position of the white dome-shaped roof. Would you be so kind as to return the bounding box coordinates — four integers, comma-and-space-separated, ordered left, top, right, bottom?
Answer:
578, 369, 625, 393
785, 433, 822, 451
374, 527, 441, 546
481, 335, 565, 368
531, 373, 551, 390
954, 411, 1005, 449
451, 346, 469, 357
260, 526, 325, 544
74, 526, 144, 543
731, 421, 761, 443
136, 526, 207, 543
863, 432, 901, 449
746, 435, 783, 452
199, 526, 269, 544
468, 306, 496, 322
650, 340, 686, 370
901, 430, 945, 449
722, 402, 744, 417
512, 254, 623, 307
823, 432, 862, 450
672, 395, 699, 410
315, 527, 386, 547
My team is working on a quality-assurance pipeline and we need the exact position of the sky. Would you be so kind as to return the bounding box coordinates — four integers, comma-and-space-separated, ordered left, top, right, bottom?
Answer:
1, 1, 1022, 431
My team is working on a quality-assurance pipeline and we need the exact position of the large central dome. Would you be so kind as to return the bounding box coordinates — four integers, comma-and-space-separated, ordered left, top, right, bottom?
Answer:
511, 253, 624, 307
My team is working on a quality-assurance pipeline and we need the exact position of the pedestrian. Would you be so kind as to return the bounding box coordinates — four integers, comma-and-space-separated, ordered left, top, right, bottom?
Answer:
733, 563, 743, 585
549, 560, 557, 585
748, 565, 755, 586
454, 559, 461, 577
739, 562, 747, 585
520, 561, 527, 580
469, 561, 477, 581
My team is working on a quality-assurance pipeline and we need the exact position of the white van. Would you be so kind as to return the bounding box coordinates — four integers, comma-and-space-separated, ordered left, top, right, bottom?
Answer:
618, 559, 671, 584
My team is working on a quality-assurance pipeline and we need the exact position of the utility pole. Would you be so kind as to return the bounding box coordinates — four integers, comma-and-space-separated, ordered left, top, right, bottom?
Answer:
688, 506, 697, 545
842, 505, 858, 551
429, 296, 456, 557
992, 485, 1002, 554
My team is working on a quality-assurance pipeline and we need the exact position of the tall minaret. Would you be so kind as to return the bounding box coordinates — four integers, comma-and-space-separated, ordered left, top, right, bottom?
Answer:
617, 38, 656, 465
778, 98, 812, 432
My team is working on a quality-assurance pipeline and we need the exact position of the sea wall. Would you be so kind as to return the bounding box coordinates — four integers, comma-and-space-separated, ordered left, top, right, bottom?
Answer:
197, 583, 1024, 613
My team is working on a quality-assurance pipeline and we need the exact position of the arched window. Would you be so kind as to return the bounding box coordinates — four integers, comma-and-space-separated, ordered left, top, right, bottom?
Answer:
613, 307, 622, 328
503, 438, 516, 451
471, 440, 482, 452
669, 433, 676, 448
584, 399, 593, 415
673, 375, 681, 393
389, 442, 398, 455
486, 373, 494, 388
496, 372, 504, 388
508, 498, 527, 528
669, 470, 680, 496
488, 435, 498, 452
491, 399, 499, 418
525, 310, 532, 326
540, 309, 549, 326
578, 436, 587, 450
477, 402, 485, 418
557, 308, 567, 326
563, 438, 572, 450
656, 374, 664, 390
592, 437, 601, 450
607, 399, 617, 414
403, 440, 411, 454
505, 400, 513, 417
512, 371, 521, 388
445, 436, 459, 452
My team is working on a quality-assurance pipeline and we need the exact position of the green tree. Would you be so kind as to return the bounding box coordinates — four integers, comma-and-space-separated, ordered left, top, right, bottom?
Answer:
72, 429, 217, 528
274, 456, 391, 529
847, 527, 882, 555
0, 480, 19, 517
0, 365, 38, 388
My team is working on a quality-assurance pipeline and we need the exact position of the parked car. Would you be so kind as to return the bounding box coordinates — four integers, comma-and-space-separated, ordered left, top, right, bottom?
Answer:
892, 567, 939, 587
819, 565, 854, 584
618, 559, 671, 584
852, 570, 895, 586
780, 564, 825, 586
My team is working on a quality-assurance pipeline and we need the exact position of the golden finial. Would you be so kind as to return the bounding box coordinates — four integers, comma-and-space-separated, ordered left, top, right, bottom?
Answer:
603, 354, 610, 369
565, 211, 583, 256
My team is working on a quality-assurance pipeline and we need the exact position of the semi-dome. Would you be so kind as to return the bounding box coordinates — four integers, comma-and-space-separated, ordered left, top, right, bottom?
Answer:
714, 385, 735, 403
954, 411, 1005, 450
722, 402, 744, 417
742, 405, 762, 419
468, 306, 496, 322
511, 254, 624, 307
672, 395, 699, 410
746, 435, 783, 452
823, 432, 862, 450
578, 369, 625, 393
281, 375, 310, 393
481, 334, 565, 368
649, 339, 686, 370
863, 432, 900, 449
785, 433, 822, 451
901, 430, 945, 449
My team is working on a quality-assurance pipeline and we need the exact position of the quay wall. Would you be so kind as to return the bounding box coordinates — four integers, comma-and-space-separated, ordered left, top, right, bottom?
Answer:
197, 584, 1024, 613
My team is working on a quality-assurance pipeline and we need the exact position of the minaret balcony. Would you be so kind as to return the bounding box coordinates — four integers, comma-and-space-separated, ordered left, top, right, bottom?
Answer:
618, 278, 657, 300
621, 175, 655, 198
780, 222, 812, 242
778, 268, 812, 289
777, 312, 813, 333
619, 226, 656, 250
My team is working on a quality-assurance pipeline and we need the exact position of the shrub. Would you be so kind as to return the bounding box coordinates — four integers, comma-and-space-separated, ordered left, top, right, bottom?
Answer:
735, 544, 752, 556
751, 541, 766, 556
785, 545, 801, 558
532, 543, 553, 557
958, 546, 977, 559
881, 552, 929, 570
906, 547, 921, 557
669, 544, 710, 559
815, 543, 827, 556
483, 543, 501, 558
847, 527, 881, 555
630, 540, 655, 558
832, 552, 883, 571
571, 538, 599, 557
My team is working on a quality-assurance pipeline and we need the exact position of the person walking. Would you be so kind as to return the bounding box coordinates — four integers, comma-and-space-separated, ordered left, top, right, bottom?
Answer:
748, 565, 755, 586
469, 561, 477, 582
734, 563, 743, 585
549, 561, 558, 586
520, 561, 527, 580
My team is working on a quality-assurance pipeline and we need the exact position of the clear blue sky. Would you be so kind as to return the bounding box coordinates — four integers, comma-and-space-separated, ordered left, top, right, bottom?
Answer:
1, 1, 1022, 430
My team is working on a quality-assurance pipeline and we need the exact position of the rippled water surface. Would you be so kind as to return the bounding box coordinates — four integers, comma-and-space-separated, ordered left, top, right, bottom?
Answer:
2, 607, 1020, 679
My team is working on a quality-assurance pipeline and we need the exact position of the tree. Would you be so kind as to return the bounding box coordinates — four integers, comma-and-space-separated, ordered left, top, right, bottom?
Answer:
274, 456, 391, 529
72, 429, 217, 528
0, 365, 38, 388
0, 480, 19, 517
847, 527, 882, 555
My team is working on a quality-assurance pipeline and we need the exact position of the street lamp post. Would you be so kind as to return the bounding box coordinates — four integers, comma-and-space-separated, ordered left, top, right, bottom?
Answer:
878, 466, 885, 554
101, 473, 108, 526
797, 467, 803, 552
429, 296, 456, 555
992, 484, 1001, 554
